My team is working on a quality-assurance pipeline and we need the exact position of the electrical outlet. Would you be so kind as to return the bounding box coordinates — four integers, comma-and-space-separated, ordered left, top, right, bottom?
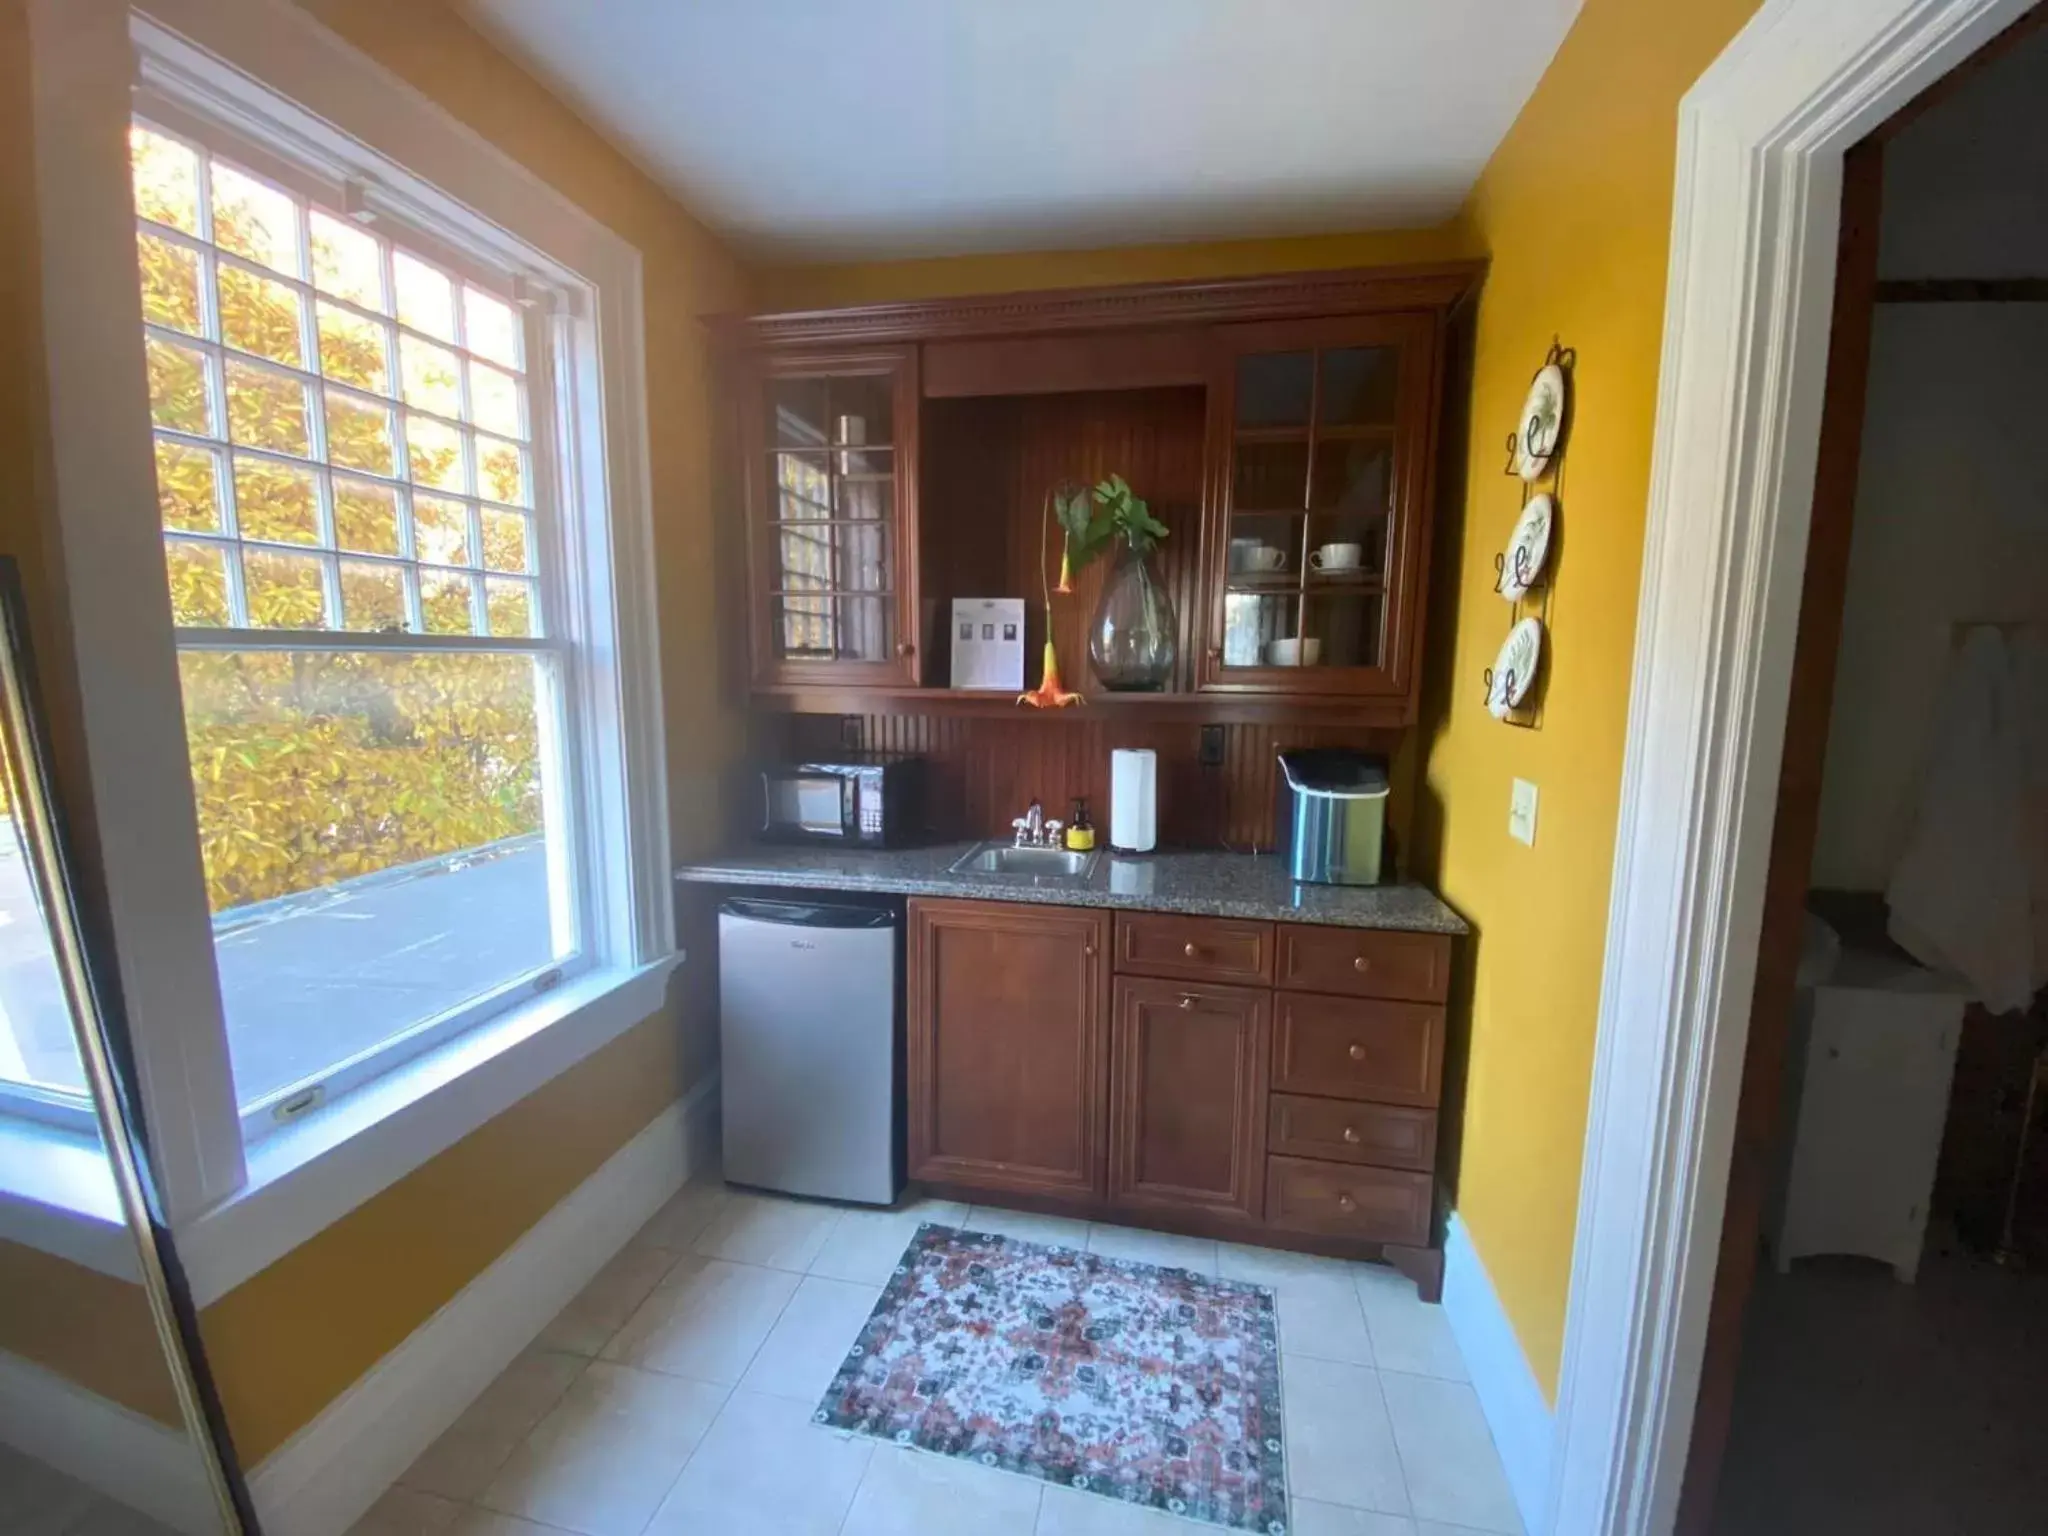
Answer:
1509, 777, 1539, 847
1199, 725, 1226, 767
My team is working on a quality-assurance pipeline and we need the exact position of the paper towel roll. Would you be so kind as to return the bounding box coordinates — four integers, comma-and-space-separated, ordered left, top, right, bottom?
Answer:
1110, 748, 1157, 853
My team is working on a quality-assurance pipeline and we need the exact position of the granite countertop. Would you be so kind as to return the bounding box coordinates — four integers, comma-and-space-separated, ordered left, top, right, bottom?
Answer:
674, 842, 1467, 935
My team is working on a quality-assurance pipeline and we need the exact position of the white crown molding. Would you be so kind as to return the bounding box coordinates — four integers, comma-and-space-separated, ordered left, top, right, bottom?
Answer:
1545, 3, 2037, 1535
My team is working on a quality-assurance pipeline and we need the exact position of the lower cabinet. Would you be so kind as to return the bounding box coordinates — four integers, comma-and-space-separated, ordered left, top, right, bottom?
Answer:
1108, 978, 1269, 1221
906, 897, 1110, 1200
906, 895, 1452, 1290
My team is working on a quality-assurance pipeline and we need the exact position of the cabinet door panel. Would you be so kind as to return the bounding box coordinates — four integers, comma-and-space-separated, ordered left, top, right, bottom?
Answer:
907, 898, 1109, 1198
1277, 926, 1452, 1004
1114, 912, 1274, 985
1199, 312, 1440, 706
1271, 993, 1442, 1107
1265, 1155, 1431, 1245
745, 346, 921, 689
1108, 978, 1268, 1220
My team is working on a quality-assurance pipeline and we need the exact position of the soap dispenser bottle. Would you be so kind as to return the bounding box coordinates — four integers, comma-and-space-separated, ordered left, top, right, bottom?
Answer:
1065, 797, 1096, 852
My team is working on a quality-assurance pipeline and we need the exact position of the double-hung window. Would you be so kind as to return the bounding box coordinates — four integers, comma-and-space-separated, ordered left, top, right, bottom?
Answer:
127, 117, 587, 1138
10, 2, 668, 1277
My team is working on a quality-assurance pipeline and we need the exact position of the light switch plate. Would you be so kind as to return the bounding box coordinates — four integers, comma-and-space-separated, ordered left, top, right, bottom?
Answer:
1510, 777, 1539, 846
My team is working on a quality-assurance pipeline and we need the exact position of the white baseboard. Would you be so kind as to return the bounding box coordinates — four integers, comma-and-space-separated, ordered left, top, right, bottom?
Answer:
0, 1348, 216, 1534
248, 1072, 719, 1536
1442, 1212, 1555, 1536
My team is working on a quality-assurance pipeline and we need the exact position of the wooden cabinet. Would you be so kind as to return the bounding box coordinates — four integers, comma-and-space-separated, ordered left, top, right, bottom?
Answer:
1198, 312, 1439, 705
743, 346, 921, 689
1114, 912, 1274, 986
1268, 1093, 1436, 1172
1277, 924, 1451, 1003
905, 898, 1456, 1295
1265, 1155, 1432, 1246
1271, 993, 1444, 1107
723, 266, 1472, 722
1108, 978, 1269, 1221
906, 897, 1110, 1199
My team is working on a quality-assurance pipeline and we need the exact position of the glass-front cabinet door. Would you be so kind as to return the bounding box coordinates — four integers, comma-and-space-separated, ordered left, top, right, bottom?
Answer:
746, 346, 921, 688
1199, 314, 1437, 701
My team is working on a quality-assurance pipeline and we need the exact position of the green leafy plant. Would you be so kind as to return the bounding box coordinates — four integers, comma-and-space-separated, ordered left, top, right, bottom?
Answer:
1054, 474, 1169, 584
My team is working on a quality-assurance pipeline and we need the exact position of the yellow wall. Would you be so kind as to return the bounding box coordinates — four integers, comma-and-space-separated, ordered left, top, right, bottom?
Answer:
0, 1238, 184, 1426
1416, 0, 1763, 1394
199, 1016, 680, 1462
762, 0, 1766, 1398
5, 0, 745, 1462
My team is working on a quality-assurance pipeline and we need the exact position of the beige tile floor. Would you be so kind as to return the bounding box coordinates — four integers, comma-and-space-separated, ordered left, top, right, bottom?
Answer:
356, 1180, 1524, 1536
0, 1443, 178, 1535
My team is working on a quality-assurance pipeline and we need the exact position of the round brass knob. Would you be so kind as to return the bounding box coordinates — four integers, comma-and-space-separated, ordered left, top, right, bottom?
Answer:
1342, 1125, 1361, 1145
1337, 1193, 1357, 1213
1183, 942, 1200, 958
1353, 956, 1371, 973
895, 641, 915, 657
1178, 994, 1197, 1011
1348, 1043, 1366, 1062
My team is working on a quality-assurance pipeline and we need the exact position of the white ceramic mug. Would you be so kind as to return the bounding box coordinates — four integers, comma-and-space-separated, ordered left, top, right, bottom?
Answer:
1245, 545, 1287, 573
1310, 542, 1363, 573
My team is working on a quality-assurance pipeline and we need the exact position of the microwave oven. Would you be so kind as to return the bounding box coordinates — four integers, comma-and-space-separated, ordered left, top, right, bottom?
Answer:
759, 756, 925, 847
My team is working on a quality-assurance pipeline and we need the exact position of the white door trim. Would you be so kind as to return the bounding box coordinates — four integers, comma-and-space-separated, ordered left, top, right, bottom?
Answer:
1545, 3, 2035, 1534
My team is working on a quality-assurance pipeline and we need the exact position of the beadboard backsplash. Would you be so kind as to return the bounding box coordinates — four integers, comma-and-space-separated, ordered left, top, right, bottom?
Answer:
756, 712, 1414, 859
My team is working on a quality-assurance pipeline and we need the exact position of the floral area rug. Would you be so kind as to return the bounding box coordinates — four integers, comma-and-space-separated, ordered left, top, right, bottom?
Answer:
815, 1223, 1288, 1533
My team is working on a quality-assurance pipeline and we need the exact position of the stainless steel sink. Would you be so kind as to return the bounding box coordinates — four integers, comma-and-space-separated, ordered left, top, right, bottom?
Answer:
947, 841, 1101, 881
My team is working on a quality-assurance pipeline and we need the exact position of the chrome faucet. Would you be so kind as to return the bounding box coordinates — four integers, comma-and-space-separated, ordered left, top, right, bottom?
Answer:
1011, 799, 1050, 847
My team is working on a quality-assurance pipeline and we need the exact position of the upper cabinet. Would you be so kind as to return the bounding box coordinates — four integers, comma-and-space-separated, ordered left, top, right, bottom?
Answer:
744, 347, 921, 688
722, 267, 1471, 722
1200, 314, 1438, 699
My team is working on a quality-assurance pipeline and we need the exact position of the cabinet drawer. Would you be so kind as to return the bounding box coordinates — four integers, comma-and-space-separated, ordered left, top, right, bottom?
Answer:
1277, 926, 1451, 1003
1115, 913, 1274, 985
1271, 993, 1442, 1107
1268, 1094, 1436, 1172
1264, 1155, 1432, 1246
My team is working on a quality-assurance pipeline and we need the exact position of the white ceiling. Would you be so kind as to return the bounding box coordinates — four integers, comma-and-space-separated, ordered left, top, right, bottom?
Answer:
461, 0, 1582, 264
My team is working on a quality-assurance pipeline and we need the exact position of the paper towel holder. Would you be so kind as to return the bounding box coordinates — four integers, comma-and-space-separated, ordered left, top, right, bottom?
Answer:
1109, 747, 1157, 854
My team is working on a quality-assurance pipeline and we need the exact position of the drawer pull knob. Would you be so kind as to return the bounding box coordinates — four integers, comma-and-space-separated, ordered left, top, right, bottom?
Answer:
1353, 956, 1372, 973
1342, 1125, 1361, 1144
1337, 1193, 1357, 1213
1178, 994, 1197, 1011
1183, 942, 1200, 958
1348, 1042, 1366, 1062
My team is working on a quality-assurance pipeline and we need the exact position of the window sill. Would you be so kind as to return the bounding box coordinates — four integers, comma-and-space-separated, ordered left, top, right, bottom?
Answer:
173, 956, 677, 1307
0, 1118, 138, 1279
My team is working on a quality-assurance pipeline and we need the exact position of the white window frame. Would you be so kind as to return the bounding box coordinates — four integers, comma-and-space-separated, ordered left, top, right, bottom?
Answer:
15, 0, 675, 1292
128, 104, 595, 1139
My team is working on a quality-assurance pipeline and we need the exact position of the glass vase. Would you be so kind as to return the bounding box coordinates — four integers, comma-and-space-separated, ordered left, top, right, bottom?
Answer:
1088, 539, 1177, 691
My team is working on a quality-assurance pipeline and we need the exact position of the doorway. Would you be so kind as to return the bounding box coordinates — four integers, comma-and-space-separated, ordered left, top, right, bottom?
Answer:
1680, 11, 2048, 1533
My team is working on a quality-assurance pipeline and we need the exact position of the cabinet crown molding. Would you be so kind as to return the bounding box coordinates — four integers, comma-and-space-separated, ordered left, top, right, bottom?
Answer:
712, 260, 1487, 349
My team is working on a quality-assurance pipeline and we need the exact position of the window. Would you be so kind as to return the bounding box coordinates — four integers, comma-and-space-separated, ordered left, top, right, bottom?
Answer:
127, 120, 582, 1136
0, 732, 91, 1130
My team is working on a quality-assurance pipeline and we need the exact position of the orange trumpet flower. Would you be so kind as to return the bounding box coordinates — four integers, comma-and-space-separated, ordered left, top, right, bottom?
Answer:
1020, 486, 1085, 709
1019, 637, 1083, 709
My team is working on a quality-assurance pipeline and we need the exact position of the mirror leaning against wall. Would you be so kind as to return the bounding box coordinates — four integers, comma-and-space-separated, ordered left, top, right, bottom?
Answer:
0, 556, 256, 1533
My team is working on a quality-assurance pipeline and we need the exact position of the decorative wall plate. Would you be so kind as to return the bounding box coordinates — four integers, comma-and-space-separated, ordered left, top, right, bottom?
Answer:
1498, 494, 1555, 600
1515, 363, 1567, 481
1486, 617, 1544, 719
